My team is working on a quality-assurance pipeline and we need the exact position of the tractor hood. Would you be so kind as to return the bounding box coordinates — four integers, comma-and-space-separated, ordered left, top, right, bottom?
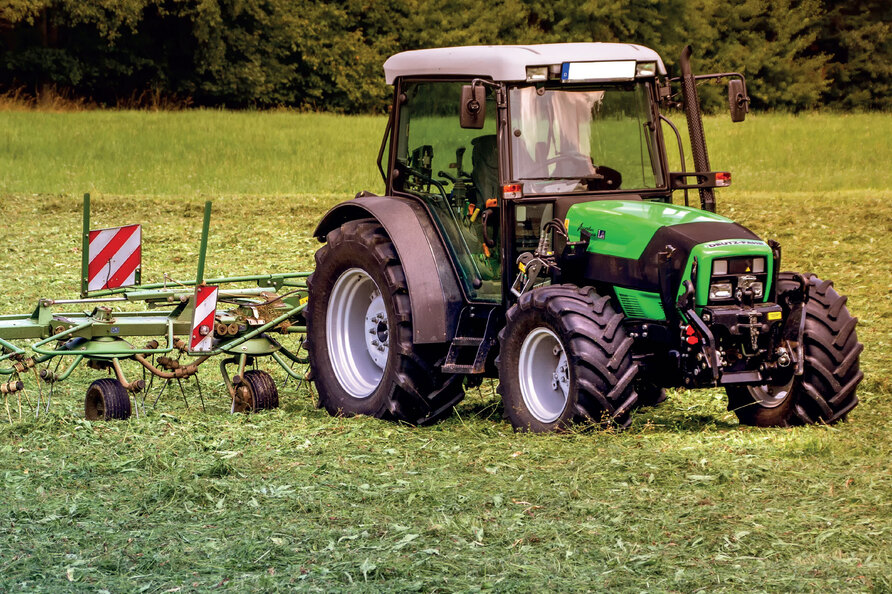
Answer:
564, 200, 737, 260
562, 199, 771, 298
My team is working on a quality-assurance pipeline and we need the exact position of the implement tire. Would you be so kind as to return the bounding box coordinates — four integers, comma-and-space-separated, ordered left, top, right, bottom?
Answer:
232, 369, 279, 413
496, 285, 639, 432
307, 218, 463, 425
85, 378, 131, 420
727, 272, 863, 426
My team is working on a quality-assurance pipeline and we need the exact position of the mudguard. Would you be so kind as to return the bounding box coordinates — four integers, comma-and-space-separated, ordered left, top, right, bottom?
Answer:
314, 194, 463, 344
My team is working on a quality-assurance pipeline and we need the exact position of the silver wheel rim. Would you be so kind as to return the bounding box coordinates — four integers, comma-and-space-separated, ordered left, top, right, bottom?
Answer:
326, 268, 389, 399
518, 327, 570, 424
747, 376, 795, 409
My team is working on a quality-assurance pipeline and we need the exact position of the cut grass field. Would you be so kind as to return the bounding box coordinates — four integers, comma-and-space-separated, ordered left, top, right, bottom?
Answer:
0, 110, 890, 592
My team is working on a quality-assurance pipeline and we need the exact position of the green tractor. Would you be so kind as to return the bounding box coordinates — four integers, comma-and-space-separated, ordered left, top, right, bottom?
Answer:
305, 43, 862, 431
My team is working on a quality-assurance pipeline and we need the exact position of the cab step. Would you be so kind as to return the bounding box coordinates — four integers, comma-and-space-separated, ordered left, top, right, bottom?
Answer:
441, 306, 499, 375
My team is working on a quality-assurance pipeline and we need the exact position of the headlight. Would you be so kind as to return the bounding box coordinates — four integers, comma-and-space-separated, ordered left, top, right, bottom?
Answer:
712, 259, 728, 275
709, 282, 733, 300
751, 257, 765, 273
636, 61, 657, 77
738, 274, 763, 298
525, 66, 548, 82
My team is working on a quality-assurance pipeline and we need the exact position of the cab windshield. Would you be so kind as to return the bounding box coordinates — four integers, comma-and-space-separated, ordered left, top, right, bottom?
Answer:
508, 82, 663, 195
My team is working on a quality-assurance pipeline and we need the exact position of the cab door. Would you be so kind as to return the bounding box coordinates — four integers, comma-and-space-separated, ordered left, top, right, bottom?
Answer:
389, 80, 502, 302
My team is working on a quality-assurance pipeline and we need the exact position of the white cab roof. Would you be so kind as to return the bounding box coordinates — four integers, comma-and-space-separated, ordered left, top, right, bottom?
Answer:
383, 43, 666, 84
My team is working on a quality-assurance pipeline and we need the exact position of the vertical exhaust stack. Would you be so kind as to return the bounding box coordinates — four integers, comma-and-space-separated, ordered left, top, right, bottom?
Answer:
679, 46, 715, 213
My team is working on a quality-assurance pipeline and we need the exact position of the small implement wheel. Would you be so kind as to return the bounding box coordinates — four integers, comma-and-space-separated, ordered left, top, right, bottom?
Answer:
85, 378, 131, 420
727, 273, 863, 426
497, 285, 639, 432
231, 369, 279, 413
307, 218, 463, 425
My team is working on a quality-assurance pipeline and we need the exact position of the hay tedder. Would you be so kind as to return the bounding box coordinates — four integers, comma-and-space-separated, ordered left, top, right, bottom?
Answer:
0, 195, 309, 421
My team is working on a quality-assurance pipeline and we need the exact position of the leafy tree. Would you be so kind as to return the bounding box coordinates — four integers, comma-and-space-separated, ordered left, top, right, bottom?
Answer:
817, 0, 891, 110
681, 0, 830, 110
0, 0, 888, 111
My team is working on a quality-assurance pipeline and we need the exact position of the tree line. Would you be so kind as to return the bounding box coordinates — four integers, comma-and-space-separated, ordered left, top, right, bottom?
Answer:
0, 0, 888, 112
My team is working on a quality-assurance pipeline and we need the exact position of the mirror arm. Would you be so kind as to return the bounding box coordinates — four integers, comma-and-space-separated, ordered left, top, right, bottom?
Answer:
469, 78, 500, 90
669, 72, 751, 107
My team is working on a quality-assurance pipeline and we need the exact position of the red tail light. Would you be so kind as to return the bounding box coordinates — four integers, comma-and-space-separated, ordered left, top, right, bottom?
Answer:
502, 183, 522, 199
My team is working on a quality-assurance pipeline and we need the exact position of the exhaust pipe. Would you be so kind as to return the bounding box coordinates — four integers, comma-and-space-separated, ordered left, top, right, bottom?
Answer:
679, 46, 715, 213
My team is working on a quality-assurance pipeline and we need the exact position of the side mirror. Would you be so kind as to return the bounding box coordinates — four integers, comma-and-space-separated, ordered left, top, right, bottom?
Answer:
729, 79, 749, 122
460, 84, 485, 129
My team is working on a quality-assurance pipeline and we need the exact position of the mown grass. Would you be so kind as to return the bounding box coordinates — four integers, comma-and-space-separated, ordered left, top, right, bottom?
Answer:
0, 110, 890, 592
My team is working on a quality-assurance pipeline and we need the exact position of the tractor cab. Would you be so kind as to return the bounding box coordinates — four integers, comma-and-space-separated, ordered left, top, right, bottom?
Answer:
381, 44, 686, 304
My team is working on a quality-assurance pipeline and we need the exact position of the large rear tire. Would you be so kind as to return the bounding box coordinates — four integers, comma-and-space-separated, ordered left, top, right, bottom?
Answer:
307, 219, 463, 425
727, 272, 862, 426
496, 285, 639, 432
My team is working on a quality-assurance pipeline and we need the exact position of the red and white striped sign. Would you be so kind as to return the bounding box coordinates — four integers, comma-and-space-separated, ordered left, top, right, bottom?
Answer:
190, 286, 219, 352
87, 224, 141, 292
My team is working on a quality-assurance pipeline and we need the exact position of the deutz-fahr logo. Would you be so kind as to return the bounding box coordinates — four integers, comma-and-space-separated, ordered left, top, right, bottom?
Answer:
577, 223, 606, 240
705, 239, 767, 248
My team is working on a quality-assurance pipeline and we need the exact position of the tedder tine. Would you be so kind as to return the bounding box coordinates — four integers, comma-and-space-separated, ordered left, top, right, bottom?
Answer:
152, 379, 170, 408
32, 368, 43, 418
176, 378, 189, 408
194, 375, 206, 413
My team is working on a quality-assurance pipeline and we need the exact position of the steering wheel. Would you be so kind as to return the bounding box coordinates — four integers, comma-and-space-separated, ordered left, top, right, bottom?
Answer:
543, 151, 590, 166
543, 151, 596, 177
398, 161, 449, 203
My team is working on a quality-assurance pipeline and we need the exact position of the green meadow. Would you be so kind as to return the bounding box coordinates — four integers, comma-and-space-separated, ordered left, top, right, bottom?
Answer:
0, 110, 890, 591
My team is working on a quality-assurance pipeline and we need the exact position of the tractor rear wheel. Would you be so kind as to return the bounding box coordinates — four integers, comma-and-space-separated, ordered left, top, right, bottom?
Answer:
307, 219, 463, 425
85, 378, 131, 420
496, 285, 639, 432
727, 272, 862, 426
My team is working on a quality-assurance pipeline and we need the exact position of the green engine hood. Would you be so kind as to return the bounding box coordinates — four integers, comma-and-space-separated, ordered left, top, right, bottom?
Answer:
565, 200, 735, 259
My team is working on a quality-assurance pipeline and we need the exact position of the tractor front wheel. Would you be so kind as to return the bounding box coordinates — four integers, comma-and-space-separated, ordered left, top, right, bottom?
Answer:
496, 285, 639, 432
726, 273, 863, 426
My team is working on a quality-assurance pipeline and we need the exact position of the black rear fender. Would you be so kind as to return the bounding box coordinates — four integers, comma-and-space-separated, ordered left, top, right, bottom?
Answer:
314, 195, 463, 344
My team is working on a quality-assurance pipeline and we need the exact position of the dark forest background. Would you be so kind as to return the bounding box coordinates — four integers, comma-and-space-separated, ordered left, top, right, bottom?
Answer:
1, 0, 889, 112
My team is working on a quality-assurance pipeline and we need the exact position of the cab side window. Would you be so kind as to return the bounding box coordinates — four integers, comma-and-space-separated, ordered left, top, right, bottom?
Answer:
393, 81, 501, 301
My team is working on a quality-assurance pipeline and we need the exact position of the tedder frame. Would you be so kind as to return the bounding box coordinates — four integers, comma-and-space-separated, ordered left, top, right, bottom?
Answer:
0, 195, 310, 421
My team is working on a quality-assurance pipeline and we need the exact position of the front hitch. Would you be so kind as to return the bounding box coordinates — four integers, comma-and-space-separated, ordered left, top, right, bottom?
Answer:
676, 280, 720, 384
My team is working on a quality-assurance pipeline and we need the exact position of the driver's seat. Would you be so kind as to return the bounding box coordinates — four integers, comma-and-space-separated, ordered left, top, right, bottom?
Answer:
471, 135, 499, 207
